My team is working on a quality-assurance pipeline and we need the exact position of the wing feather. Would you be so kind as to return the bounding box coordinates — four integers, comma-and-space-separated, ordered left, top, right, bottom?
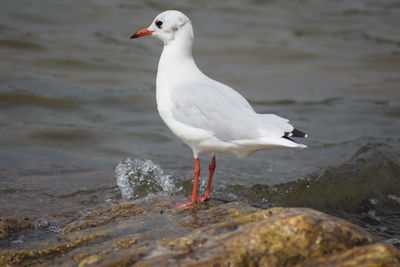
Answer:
169, 79, 294, 141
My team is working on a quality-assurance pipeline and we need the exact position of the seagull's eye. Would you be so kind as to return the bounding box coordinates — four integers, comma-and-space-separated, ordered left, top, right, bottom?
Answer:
155, 20, 163, 29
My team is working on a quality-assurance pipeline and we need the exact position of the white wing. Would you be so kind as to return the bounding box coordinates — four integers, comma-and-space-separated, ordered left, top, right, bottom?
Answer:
169, 78, 294, 142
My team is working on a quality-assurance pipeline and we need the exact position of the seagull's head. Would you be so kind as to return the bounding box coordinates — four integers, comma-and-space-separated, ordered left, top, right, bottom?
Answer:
131, 10, 193, 45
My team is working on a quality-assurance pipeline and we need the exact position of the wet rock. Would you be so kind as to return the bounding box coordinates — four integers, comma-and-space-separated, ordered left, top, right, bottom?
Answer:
61, 203, 147, 234
0, 217, 33, 240
0, 196, 399, 266
300, 243, 400, 266
0, 233, 105, 267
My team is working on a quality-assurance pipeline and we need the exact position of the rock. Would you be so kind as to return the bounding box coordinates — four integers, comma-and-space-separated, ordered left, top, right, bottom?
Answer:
61, 203, 147, 234
0, 217, 33, 240
0, 196, 399, 267
134, 207, 376, 266
300, 243, 400, 266
0, 234, 105, 266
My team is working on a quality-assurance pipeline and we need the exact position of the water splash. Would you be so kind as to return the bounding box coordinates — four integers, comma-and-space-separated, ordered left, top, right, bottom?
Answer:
115, 158, 180, 200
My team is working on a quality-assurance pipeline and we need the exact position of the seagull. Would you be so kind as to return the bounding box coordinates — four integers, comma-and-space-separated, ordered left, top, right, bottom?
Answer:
131, 10, 307, 207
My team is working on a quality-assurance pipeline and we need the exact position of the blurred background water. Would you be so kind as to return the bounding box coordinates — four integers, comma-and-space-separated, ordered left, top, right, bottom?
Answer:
0, 0, 399, 248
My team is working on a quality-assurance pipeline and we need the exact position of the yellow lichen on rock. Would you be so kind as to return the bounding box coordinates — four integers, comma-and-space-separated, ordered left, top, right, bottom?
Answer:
78, 255, 101, 267
112, 235, 148, 249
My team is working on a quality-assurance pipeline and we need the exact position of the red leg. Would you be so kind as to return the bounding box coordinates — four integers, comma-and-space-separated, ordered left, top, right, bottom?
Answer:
198, 155, 216, 202
172, 157, 200, 208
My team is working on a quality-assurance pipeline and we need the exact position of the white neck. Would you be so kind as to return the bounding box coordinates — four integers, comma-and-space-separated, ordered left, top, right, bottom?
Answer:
159, 37, 194, 70
156, 24, 203, 89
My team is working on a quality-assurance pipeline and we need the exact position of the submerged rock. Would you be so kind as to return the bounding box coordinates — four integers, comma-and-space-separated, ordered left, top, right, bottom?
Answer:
0, 196, 399, 266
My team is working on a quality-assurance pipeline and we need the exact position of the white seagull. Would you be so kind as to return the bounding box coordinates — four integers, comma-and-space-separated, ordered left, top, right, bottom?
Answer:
131, 10, 307, 207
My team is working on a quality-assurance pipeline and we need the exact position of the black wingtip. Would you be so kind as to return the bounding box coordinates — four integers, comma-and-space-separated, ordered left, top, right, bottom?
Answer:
285, 128, 308, 138
292, 128, 308, 138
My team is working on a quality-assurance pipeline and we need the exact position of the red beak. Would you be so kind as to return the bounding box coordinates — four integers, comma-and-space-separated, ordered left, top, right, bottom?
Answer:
130, 28, 153, 39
